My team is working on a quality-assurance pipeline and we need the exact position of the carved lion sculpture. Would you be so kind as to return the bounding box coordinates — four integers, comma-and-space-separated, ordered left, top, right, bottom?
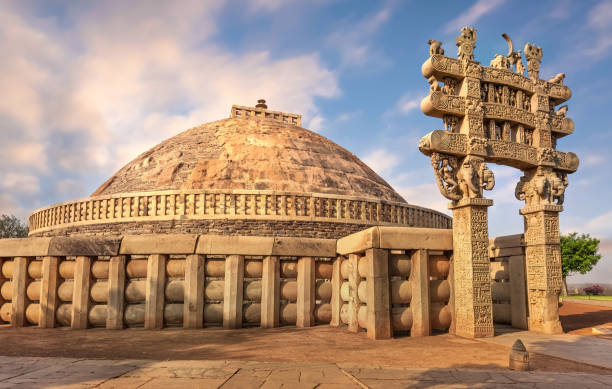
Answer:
490, 54, 510, 70
428, 76, 442, 92
555, 105, 568, 117
428, 40, 444, 56
548, 73, 565, 84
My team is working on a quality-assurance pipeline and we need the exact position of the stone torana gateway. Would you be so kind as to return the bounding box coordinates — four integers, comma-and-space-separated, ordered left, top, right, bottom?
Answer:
420, 28, 577, 336
0, 27, 576, 340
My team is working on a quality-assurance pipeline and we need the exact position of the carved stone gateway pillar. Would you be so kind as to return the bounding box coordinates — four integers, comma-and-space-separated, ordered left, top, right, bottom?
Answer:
516, 166, 567, 333
421, 28, 578, 337
521, 205, 563, 333
449, 197, 495, 338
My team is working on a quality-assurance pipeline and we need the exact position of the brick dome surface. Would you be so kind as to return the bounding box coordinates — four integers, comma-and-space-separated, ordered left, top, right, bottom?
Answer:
28, 105, 452, 238
93, 117, 406, 203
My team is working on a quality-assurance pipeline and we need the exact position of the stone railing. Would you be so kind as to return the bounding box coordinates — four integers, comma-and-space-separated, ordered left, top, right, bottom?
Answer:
489, 234, 528, 329
0, 227, 456, 339
334, 226, 453, 339
0, 234, 337, 329
28, 190, 452, 235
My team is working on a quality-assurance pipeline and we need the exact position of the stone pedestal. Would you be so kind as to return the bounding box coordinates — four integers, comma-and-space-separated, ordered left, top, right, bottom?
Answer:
520, 204, 563, 334
448, 198, 494, 338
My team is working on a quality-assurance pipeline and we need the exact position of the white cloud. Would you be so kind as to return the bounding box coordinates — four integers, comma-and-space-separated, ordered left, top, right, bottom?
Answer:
0, 1, 340, 211
444, 0, 506, 34
585, 210, 612, 237
362, 148, 400, 177
0, 173, 40, 195
0, 194, 25, 218
396, 93, 423, 114
396, 183, 449, 214
585, 1, 612, 56
326, 5, 394, 68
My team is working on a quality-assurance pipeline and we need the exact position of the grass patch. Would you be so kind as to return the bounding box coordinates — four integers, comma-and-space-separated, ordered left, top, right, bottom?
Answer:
564, 295, 612, 301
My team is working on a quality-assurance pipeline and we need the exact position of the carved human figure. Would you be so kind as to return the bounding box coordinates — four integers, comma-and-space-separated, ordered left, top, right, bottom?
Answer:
495, 123, 502, 140
515, 50, 525, 75
525, 129, 533, 145
523, 97, 531, 111
443, 115, 459, 132
456, 27, 477, 63
516, 125, 525, 143
524, 43, 543, 80
502, 122, 511, 141
480, 83, 489, 102
428, 40, 444, 56
442, 77, 457, 95
494, 86, 502, 104
509, 89, 516, 107
430, 153, 461, 200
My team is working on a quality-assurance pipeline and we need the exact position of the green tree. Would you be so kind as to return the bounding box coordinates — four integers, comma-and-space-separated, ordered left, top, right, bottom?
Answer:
0, 214, 28, 238
560, 232, 602, 296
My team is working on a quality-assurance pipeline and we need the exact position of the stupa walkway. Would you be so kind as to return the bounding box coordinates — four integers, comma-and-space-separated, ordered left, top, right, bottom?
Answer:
0, 356, 611, 388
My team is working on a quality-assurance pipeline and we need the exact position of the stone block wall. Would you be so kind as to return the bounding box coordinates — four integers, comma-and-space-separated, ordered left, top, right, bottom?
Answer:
0, 235, 337, 330
489, 234, 528, 330
335, 227, 453, 339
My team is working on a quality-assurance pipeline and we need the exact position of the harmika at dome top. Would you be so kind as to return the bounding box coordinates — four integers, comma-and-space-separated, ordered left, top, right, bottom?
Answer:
28, 102, 451, 238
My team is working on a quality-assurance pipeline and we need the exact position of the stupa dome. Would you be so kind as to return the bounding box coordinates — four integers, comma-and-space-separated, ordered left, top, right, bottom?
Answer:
28, 102, 451, 238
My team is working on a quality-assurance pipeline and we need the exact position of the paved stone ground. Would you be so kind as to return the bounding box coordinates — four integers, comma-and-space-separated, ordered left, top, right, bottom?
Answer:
561, 298, 612, 308
485, 327, 612, 370
0, 356, 611, 389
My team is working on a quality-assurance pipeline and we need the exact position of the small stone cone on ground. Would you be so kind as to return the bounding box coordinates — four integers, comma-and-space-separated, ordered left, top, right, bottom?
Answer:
509, 339, 531, 371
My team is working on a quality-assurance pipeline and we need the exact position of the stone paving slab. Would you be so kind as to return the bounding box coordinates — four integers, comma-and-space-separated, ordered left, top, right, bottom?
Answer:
0, 356, 610, 388
482, 330, 612, 370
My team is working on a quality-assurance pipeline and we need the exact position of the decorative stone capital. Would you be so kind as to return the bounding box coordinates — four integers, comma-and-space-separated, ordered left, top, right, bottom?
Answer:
519, 204, 563, 215
448, 197, 493, 210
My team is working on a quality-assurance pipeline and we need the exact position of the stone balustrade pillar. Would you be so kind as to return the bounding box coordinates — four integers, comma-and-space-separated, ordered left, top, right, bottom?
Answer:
39, 256, 60, 328
296, 256, 315, 327
72, 256, 92, 329
145, 254, 167, 329
261, 255, 280, 328
410, 249, 430, 337
223, 255, 244, 329
330, 256, 343, 327
347, 253, 361, 332
107, 256, 126, 329
11, 257, 30, 328
365, 248, 391, 339
184, 254, 205, 329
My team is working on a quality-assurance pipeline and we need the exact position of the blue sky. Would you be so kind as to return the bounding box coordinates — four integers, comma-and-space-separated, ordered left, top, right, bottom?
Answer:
1, 0, 610, 283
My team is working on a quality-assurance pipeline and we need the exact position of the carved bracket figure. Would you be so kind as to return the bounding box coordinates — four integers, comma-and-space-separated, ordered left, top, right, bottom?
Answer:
430, 152, 462, 201
515, 168, 569, 206
457, 156, 494, 199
